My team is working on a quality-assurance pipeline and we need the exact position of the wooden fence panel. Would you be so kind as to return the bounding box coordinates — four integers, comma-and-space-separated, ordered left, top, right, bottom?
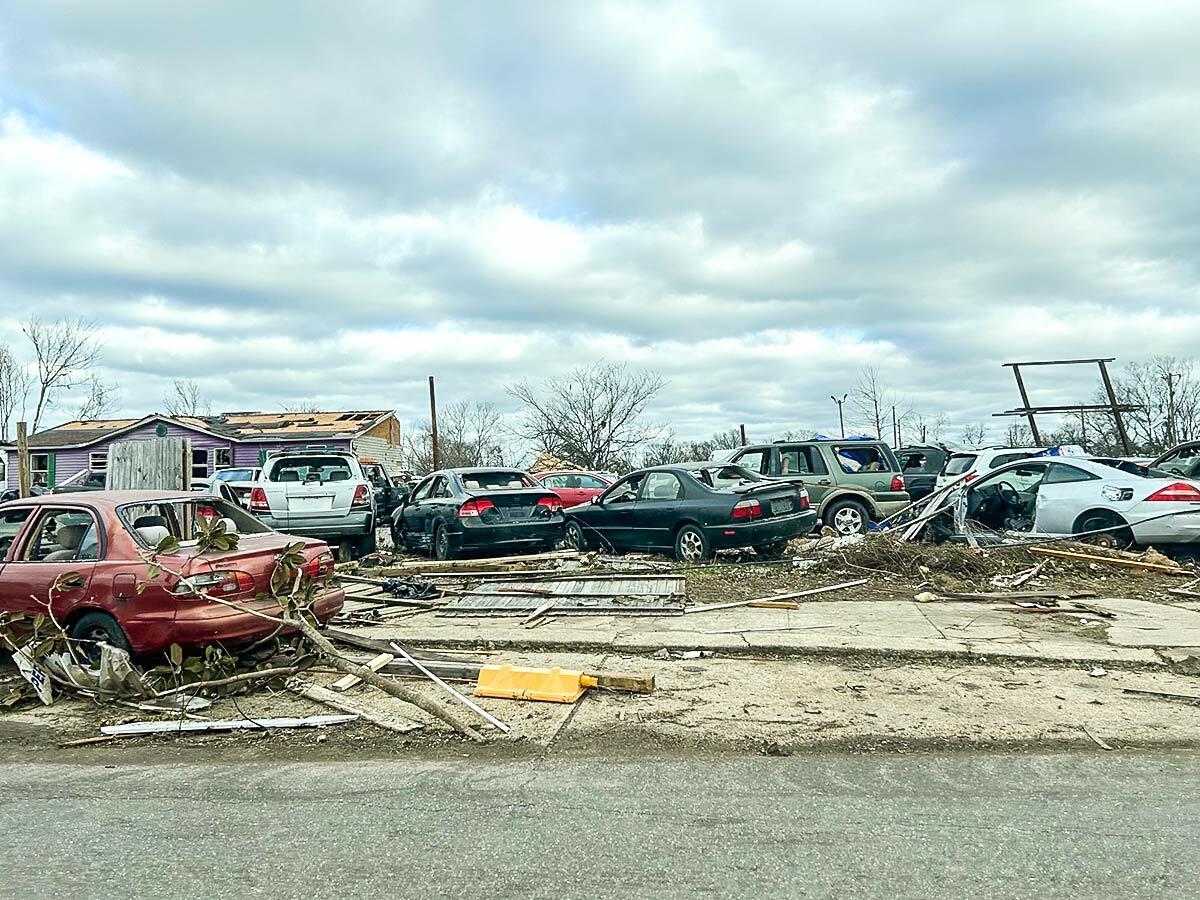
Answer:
106, 437, 192, 491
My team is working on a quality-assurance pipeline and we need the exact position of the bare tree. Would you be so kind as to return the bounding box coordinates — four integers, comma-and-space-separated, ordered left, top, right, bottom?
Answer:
507, 362, 666, 471
910, 412, 949, 444
404, 400, 509, 473
960, 422, 988, 446
76, 374, 118, 421
163, 379, 211, 417
1003, 422, 1034, 446
22, 318, 102, 433
850, 366, 910, 443
281, 400, 321, 413
0, 344, 31, 441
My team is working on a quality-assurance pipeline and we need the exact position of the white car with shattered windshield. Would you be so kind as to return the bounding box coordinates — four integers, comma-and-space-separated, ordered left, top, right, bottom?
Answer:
941, 456, 1200, 548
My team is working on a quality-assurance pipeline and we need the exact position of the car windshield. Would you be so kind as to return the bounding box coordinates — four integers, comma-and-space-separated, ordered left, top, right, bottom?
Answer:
944, 454, 978, 476
459, 471, 535, 490
119, 497, 272, 547
268, 456, 354, 484
690, 465, 763, 490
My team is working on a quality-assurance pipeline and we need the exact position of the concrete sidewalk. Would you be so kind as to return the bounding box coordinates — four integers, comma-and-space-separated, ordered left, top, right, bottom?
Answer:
354, 597, 1200, 669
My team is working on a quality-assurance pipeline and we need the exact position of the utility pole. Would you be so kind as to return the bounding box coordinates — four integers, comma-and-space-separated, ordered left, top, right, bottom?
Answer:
16, 421, 29, 498
891, 405, 899, 448
428, 376, 440, 471
738, 424, 747, 446
1165, 372, 1181, 448
830, 394, 847, 439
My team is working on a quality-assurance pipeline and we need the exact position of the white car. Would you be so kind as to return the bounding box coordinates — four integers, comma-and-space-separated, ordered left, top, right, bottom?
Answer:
941, 456, 1200, 547
935, 445, 1085, 491
248, 449, 376, 556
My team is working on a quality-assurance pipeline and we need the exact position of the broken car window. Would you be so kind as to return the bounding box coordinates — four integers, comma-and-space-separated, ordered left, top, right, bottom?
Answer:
641, 472, 683, 501
834, 445, 891, 474
22, 509, 100, 563
691, 465, 763, 491
734, 450, 768, 474
120, 498, 271, 548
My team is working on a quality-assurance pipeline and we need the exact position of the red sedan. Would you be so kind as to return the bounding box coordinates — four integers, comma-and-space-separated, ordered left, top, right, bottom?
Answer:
533, 470, 613, 508
0, 491, 343, 658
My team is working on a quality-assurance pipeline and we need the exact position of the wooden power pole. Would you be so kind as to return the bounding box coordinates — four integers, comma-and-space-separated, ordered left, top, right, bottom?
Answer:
428, 376, 440, 471
16, 421, 29, 498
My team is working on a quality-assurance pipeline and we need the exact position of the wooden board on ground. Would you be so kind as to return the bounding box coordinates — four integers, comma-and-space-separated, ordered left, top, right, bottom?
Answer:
1027, 546, 1188, 574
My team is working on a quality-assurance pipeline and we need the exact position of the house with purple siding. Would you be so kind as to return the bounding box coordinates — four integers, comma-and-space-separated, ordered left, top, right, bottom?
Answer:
5, 410, 403, 490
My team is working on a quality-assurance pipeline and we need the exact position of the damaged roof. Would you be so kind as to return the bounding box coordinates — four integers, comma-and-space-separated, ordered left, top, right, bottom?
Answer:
24, 410, 395, 449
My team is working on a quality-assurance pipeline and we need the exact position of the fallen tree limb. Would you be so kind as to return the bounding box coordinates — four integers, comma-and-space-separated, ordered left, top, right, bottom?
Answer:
685, 579, 869, 614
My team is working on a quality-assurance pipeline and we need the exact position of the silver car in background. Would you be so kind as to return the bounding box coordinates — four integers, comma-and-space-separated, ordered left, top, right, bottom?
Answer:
942, 456, 1200, 547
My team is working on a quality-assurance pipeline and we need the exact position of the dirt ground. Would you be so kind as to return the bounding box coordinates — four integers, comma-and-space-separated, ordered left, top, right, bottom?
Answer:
5, 649, 1200, 762
4, 532, 1197, 761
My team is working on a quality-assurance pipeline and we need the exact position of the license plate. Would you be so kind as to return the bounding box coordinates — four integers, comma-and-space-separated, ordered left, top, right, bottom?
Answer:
770, 498, 793, 515
290, 496, 334, 512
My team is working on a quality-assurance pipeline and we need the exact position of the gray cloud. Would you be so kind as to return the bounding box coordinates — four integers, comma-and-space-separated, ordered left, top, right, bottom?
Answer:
1, 0, 1198, 448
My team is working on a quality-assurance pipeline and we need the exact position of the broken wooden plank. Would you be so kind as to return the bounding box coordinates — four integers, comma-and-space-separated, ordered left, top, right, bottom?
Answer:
100, 715, 357, 737
685, 579, 869, 614
384, 550, 580, 572
747, 600, 800, 609
591, 672, 655, 694
289, 682, 423, 734
331, 652, 394, 692
522, 600, 557, 627
1027, 546, 1188, 574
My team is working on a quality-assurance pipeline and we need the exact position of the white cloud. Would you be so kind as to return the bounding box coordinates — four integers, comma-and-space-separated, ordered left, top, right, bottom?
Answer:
0, 1, 1198, 446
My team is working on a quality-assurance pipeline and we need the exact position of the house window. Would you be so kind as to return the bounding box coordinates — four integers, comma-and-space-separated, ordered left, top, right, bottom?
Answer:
30, 453, 52, 488
213, 447, 232, 470
192, 449, 209, 480
90, 451, 108, 473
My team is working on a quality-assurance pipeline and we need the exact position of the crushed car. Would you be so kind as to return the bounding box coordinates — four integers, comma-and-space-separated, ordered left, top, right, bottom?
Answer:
923, 456, 1200, 548
0, 491, 342, 659
563, 462, 815, 562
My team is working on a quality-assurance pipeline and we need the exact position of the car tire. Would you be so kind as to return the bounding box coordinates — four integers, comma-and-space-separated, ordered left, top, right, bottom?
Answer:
69, 611, 131, 663
432, 524, 455, 561
824, 498, 869, 536
674, 524, 712, 563
356, 530, 378, 558
564, 520, 588, 552
1074, 511, 1134, 550
754, 539, 790, 560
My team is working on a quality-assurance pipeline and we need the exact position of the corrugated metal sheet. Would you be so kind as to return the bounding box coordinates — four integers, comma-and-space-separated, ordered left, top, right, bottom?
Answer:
439, 576, 686, 616
352, 435, 405, 471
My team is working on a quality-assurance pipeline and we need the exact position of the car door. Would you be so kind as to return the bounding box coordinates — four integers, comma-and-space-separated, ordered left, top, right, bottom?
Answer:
401, 476, 439, 548
630, 471, 685, 549
589, 474, 644, 550
0, 506, 100, 618
730, 447, 769, 476
829, 443, 894, 493
790, 445, 834, 508
1033, 463, 1104, 535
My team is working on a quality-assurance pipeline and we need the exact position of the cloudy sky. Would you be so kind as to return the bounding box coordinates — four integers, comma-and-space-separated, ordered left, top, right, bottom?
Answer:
2, 1, 1198, 444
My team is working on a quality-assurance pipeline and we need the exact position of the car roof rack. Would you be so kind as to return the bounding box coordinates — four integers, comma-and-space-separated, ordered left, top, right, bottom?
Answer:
263, 445, 354, 458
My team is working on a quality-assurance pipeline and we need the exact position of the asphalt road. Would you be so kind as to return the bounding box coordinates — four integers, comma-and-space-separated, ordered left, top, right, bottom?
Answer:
1, 751, 1197, 899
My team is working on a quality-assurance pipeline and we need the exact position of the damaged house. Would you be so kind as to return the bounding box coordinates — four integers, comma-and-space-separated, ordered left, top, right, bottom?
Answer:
3, 410, 402, 491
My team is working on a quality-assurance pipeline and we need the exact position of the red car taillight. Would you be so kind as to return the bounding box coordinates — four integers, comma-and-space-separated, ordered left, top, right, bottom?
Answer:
183, 570, 255, 597
732, 498, 762, 520
249, 487, 269, 513
537, 496, 563, 513
1146, 482, 1200, 502
306, 551, 335, 581
890, 475, 905, 492
799, 491, 810, 510
351, 484, 371, 508
458, 498, 496, 518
